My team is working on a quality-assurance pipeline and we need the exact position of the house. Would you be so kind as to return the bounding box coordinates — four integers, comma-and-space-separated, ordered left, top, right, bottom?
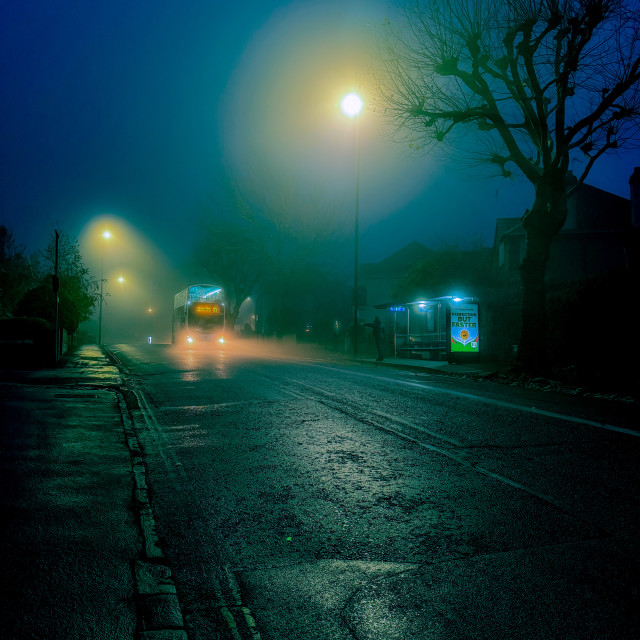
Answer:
358, 241, 433, 323
494, 168, 640, 283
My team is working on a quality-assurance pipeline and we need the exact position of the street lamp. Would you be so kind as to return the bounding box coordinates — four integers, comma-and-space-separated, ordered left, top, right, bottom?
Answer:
98, 230, 111, 345
341, 92, 363, 356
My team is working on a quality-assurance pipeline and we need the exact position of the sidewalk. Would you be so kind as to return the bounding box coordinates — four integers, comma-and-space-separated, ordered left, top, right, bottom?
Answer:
354, 352, 639, 402
0, 346, 138, 638
0, 345, 185, 640
356, 353, 511, 378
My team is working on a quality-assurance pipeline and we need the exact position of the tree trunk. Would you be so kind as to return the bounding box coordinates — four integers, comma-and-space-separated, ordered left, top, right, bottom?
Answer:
516, 225, 554, 375
516, 171, 569, 376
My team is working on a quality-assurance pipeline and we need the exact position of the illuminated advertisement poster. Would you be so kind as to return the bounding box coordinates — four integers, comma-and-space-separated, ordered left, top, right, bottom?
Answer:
450, 303, 479, 353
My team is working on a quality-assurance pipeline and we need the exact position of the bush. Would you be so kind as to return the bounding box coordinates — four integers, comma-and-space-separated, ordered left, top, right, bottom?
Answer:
0, 317, 55, 369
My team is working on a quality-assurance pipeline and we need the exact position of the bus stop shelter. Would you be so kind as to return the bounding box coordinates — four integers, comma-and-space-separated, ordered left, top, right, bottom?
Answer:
375, 296, 480, 363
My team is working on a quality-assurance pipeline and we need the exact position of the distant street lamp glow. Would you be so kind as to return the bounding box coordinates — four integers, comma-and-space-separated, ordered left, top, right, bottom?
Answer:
341, 92, 363, 118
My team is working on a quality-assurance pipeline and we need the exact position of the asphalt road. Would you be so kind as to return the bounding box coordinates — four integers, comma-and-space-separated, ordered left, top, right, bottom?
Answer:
108, 341, 640, 640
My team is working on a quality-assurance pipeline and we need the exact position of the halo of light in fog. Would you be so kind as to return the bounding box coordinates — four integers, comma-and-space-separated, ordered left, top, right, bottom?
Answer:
79, 215, 183, 343
221, 1, 437, 227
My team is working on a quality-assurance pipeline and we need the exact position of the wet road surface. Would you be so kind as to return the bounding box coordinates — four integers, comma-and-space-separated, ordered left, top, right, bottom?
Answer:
108, 342, 640, 640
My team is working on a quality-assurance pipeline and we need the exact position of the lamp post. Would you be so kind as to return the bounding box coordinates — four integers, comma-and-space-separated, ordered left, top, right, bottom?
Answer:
340, 92, 363, 356
98, 230, 111, 345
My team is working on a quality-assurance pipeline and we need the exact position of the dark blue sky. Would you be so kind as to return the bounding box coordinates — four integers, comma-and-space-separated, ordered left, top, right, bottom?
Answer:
1, 0, 637, 270
2, 1, 255, 254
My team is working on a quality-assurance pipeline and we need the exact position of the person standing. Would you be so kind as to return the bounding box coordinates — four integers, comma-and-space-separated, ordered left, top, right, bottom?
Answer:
365, 316, 384, 361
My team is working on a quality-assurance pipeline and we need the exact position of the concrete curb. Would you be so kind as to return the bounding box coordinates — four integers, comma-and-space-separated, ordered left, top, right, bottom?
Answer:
117, 392, 188, 639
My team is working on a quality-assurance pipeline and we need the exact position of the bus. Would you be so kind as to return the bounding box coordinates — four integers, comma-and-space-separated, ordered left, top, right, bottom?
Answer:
172, 284, 226, 345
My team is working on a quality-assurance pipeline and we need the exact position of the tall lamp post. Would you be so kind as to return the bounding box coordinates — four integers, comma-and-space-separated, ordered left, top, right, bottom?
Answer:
340, 92, 363, 356
98, 230, 111, 345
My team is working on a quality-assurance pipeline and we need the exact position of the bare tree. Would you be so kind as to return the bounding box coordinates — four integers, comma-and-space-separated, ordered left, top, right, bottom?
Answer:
195, 184, 267, 330
196, 172, 349, 334
375, 0, 640, 373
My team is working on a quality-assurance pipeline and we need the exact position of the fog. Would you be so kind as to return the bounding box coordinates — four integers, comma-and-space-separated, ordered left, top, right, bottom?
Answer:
2, 1, 637, 346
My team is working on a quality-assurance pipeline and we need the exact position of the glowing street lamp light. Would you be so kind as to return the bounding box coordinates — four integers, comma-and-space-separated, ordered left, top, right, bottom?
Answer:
341, 92, 363, 356
98, 230, 111, 345
340, 92, 363, 118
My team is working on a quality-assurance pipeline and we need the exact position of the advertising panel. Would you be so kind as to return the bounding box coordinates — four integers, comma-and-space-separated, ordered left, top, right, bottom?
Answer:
450, 302, 479, 354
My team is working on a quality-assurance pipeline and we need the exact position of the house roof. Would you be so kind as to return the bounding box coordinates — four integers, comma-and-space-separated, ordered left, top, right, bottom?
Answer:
493, 180, 633, 246
494, 217, 523, 245
360, 241, 433, 278
567, 182, 631, 230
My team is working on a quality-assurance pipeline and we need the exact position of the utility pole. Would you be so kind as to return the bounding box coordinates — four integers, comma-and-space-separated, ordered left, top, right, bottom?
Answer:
53, 230, 60, 362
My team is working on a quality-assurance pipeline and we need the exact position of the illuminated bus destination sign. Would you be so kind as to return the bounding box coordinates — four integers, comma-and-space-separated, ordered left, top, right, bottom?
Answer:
194, 303, 221, 315
450, 303, 479, 353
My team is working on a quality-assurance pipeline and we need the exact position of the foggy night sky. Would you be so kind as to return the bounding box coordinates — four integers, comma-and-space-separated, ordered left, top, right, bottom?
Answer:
1, 1, 637, 340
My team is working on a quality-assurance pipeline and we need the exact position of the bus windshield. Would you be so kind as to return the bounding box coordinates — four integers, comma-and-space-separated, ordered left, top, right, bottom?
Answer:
188, 285, 224, 302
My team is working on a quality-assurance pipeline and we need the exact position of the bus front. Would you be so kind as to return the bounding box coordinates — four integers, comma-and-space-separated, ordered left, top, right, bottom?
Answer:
182, 285, 226, 345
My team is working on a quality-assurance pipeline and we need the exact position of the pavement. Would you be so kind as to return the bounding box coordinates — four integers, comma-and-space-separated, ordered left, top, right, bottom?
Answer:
357, 353, 509, 376
0, 345, 187, 640
358, 351, 640, 403
1, 344, 636, 640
